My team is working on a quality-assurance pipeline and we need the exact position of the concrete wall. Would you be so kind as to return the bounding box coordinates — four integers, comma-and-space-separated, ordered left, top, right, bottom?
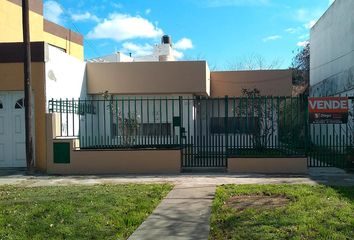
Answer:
86, 61, 210, 96
228, 157, 308, 174
0, 62, 47, 171
45, 44, 87, 108
310, 0, 354, 96
0, 0, 84, 60
211, 70, 292, 97
46, 114, 181, 174
0, 0, 44, 42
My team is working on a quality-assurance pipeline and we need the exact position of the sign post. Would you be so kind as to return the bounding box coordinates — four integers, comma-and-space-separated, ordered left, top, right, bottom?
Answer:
308, 97, 349, 124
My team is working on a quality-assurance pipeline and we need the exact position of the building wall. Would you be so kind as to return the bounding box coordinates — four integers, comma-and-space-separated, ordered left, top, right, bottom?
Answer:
43, 20, 84, 60
0, 0, 84, 60
310, 0, 354, 97
0, 0, 44, 42
210, 70, 292, 97
87, 61, 210, 96
45, 45, 87, 107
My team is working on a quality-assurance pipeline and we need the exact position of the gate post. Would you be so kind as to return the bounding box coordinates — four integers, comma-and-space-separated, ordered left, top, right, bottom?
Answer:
225, 96, 229, 165
303, 94, 309, 155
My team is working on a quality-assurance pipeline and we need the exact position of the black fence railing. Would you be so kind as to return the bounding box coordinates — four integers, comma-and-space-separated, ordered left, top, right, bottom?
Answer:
48, 96, 354, 169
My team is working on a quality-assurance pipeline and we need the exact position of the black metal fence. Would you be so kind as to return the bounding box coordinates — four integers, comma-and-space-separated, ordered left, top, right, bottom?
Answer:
48, 96, 353, 169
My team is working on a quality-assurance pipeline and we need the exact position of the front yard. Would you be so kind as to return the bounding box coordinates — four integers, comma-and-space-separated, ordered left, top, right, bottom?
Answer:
210, 184, 354, 240
0, 184, 172, 240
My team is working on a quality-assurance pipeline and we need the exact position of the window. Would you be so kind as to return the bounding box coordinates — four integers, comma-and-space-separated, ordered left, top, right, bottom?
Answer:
0, 100, 3, 109
15, 98, 24, 109
140, 123, 172, 136
210, 117, 259, 134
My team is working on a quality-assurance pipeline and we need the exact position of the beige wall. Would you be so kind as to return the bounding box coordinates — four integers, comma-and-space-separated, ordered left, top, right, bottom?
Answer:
0, 63, 47, 171
228, 157, 308, 174
211, 70, 292, 97
46, 114, 181, 174
87, 61, 210, 96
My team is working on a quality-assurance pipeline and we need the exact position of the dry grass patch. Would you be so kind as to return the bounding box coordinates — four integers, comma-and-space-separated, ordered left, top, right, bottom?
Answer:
226, 194, 290, 212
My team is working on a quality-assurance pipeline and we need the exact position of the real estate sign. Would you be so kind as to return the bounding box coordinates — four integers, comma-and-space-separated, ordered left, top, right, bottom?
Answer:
309, 97, 349, 124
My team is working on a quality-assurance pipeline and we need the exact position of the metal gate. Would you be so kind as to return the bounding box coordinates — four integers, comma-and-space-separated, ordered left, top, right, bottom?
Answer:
180, 96, 308, 170
307, 96, 354, 168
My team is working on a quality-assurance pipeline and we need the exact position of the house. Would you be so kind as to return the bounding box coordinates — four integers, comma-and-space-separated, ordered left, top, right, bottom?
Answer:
0, 0, 84, 169
0, 0, 300, 173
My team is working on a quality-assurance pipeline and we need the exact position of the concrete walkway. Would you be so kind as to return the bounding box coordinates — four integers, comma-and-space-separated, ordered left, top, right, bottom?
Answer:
129, 184, 216, 240
1, 168, 354, 187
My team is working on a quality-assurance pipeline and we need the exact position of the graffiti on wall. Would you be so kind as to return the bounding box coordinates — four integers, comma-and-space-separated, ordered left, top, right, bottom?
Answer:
311, 65, 354, 96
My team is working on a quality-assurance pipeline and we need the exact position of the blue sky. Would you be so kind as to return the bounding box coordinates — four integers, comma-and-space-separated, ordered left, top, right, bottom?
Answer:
43, 0, 335, 69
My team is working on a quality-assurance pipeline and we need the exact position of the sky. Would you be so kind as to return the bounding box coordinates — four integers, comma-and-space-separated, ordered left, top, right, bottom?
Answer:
43, 0, 335, 70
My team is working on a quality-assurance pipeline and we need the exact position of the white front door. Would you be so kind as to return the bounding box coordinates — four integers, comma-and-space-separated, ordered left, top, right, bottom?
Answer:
0, 92, 27, 168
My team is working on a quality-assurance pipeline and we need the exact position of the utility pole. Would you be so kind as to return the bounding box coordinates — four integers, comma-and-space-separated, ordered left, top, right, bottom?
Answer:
22, 0, 34, 173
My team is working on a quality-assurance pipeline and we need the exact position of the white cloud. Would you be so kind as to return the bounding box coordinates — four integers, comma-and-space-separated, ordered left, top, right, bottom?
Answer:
174, 38, 194, 50
71, 12, 100, 22
112, 2, 123, 8
44, 0, 63, 24
262, 35, 282, 42
200, 0, 270, 7
304, 20, 317, 29
298, 33, 309, 40
145, 9, 151, 15
285, 27, 301, 34
87, 13, 163, 41
297, 40, 309, 47
121, 42, 153, 57
172, 50, 184, 59
294, 8, 324, 23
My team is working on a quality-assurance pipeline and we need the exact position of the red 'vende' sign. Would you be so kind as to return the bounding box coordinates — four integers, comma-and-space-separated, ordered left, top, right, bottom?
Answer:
309, 97, 349, 113
308, 97, 349, 124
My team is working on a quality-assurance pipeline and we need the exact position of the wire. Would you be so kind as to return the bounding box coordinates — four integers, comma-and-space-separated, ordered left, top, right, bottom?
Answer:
58, 10, 103, 59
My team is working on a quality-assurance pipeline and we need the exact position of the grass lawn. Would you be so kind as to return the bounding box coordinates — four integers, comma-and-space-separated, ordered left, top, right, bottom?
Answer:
210, 184, 354, 240
0, 184, 172, 240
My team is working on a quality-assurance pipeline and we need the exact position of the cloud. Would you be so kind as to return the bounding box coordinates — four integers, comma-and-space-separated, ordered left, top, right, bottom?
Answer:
172, 50, 184, 59
174, 38, 194, 50
285, 27, 301, 34
298, 33, 309, 40
71, 12, 100, 22
87, 13, 163, 41
44, 0, 63, 24
112, 2, 123, 8
199, 0, 270, 7
145, 9, 151, 15
121, 42, 153, 57
262, 35, 282, 42
304, 20, 317, 29
297, 40, 309, 47
294, 8, 324, 23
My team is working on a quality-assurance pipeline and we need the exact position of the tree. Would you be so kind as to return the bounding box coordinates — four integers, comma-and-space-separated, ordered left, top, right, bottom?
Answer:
291, 42, 310, 92
102, 91, 140, 146
227, 53, 283, 70
239, 88, 276, 151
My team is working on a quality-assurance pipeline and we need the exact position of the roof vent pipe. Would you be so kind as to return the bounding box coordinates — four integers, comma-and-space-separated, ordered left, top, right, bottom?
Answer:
161, 35, 172, 46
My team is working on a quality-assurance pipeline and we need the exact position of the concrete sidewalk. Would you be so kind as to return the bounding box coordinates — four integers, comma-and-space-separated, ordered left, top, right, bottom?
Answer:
0, 167, 353, 187
129, 184, 216, 240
